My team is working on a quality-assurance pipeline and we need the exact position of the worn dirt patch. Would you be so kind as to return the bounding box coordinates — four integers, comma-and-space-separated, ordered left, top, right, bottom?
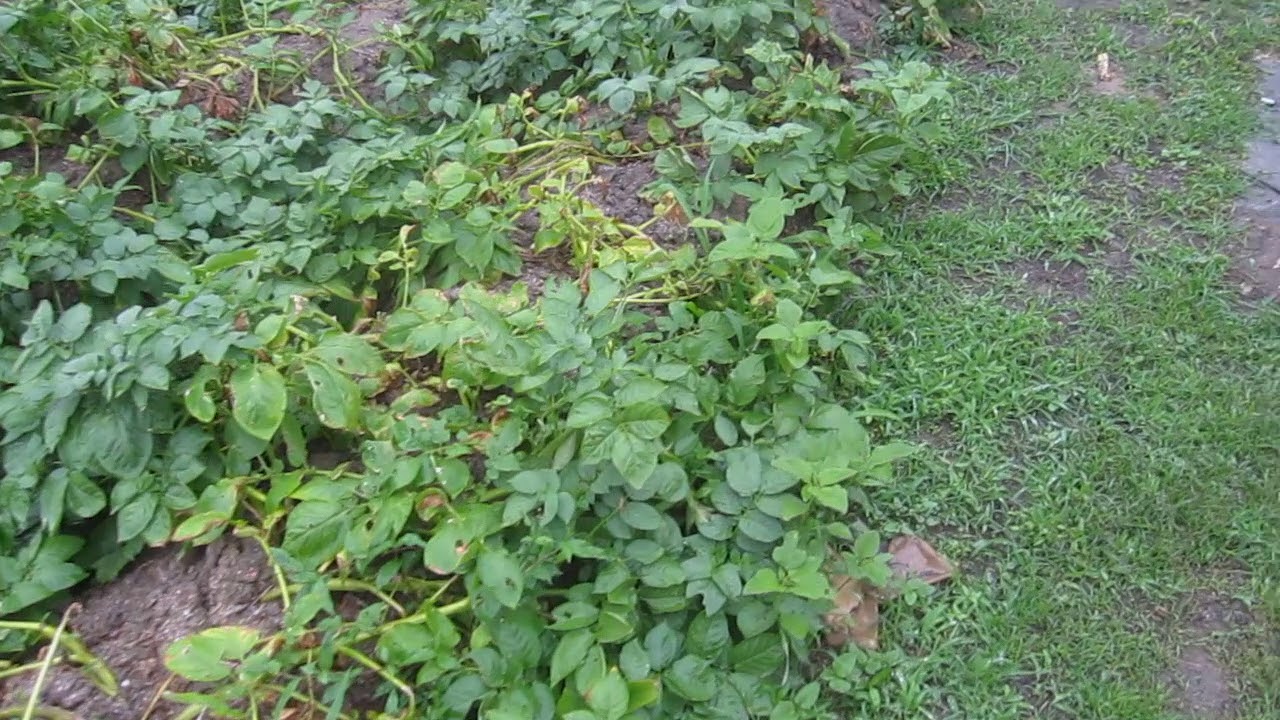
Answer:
1233, 57, 1280, 301
1007, 258, 1091, 300
1164, 592, 1257, 719
0, 539, 281, 720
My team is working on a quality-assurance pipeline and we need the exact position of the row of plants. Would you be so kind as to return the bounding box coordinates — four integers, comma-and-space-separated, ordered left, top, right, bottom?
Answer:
0, 0, 964, 717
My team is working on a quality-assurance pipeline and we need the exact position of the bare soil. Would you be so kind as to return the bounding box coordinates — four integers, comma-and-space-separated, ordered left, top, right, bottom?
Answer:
819, 0, 884, 51
0, 539, 280, 719
1165, 592, 1257, 719
1233, 57, 1280, 301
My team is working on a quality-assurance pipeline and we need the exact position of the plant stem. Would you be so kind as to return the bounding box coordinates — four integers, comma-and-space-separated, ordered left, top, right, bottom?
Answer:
21, 605, 75, 720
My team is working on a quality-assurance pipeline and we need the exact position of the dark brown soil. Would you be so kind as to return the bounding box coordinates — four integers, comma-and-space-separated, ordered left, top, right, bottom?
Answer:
578, 161, 692, 247
1165, 592, 1257, 719
0, 538, 281, 720
819, 0, 884, 51
1233, 58, 1280, 302
1007, 258, 1091, 300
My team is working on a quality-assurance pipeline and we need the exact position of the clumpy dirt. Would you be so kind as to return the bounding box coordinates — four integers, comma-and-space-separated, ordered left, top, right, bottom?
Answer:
819, 0, 884, 52
578, 161, 692, 247
0, 538, 281, 720
257, 0, 407, 104
1233, 57, 1280, 301
1165, 592, 1257, 719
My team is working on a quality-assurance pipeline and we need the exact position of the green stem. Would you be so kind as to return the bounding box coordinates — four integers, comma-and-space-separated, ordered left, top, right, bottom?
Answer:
0, 622, 116, 696
22, 606, 74, 720
0, 708, 77, 720
336, 645, 415, 717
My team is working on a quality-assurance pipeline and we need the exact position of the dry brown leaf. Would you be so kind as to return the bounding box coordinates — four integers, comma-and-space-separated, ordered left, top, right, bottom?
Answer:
823, 575, 880, 650
887, 535, 954, 586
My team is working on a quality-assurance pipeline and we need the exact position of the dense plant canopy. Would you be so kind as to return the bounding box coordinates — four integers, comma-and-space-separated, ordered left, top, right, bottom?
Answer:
0, 1, 956, 717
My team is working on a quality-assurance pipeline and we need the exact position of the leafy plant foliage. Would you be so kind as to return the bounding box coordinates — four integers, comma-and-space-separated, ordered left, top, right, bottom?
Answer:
0, 0, 954, 716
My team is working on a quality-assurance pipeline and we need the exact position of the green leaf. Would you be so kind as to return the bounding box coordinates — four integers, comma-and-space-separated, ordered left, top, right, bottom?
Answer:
626, 679, 661, 712
714, 415, 739, 446
283, 499, 349, 566
183, 365, 219, 423
53, 304, 92, 343
746, 196, 787, 240
806, 484, 848, 513
666, 656, 717, 702
550, 602, 600, 631
730, 633, 784, 675
478, 548, 523, 608
117, 494, 158, 542
738, 509, 783, 543
617, 403, 670, 440
743, 568, 785, 595
735, 600, 777, 637
90, 403, 152, 480
310, 335, 384, 375
619, 640, 651, 680
568, 395, 613, 428
620, 502, 664, 531
610, 431, 657, 489
230, 364, 288, 441
551, 630, 594, 685
304, 360, 362, 430
65, 472, 106, 518
725, 448, 764, 495
585, 669, 629, 720
756, 493, 807, 521
164, 626, 261, 682
0, 129, 23, 150
643, 623, 682, 670
482, 138, 519, 153
98, 108, 140, 146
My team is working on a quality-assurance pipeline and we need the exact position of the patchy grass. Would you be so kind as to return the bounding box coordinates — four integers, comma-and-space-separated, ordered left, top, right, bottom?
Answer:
840, 1, 1280, 718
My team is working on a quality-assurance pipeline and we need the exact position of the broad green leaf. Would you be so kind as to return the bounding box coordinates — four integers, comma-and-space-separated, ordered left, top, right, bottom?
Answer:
478, 548, 523, 608
310, 335, 384, 375
626, 679, 661, 712
620, 640, 651, 680
643, 623, 681, 670
730, 633, 784, 675
568, 395, 613, 428
551, 630, 594, 685
725, 448, 763, 495
550, 602, 600, 631
737, 509, 783, 543
117, 494, 158, 542
90, 403, 152, 480
230, 364, 287, 440
585, 669, 629, 720
303, 360, 361, 430
283, 499, 349, 566
743, 568, 785, 595
746, 196, 787, 240
164, 626, 260, 682
620, 502, 663, 531
665, 656, 717, 702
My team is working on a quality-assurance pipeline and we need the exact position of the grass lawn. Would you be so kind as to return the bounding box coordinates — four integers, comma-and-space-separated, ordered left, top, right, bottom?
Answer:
844, 1, 1280, 718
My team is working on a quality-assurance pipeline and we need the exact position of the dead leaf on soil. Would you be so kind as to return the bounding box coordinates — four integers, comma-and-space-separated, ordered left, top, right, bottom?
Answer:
824, 535, 954, 651
887, 535, 955, 587
824, 575, 881, 650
